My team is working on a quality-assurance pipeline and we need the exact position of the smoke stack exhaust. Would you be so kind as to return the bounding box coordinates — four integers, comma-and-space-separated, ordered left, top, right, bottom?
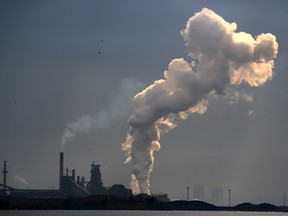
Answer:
122, 8, 278, 195
59, 152, 64, 190
60, 78, 144, 150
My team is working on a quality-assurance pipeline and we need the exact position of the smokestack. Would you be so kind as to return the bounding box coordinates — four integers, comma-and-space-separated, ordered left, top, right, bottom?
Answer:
59, 152, 64, 190
72, 169, 75, 181
77, 176, 80, 184
2, 161, 8, 193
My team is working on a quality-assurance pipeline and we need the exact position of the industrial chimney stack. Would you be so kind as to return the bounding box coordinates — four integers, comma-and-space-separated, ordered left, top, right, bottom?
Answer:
59, 152, 64, 191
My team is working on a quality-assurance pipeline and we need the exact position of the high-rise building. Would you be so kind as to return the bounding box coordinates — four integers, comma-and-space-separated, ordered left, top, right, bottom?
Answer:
212, 188, 223, 206
193, 184, 204, 201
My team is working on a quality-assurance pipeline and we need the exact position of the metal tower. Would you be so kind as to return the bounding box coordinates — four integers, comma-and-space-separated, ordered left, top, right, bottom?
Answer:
2, 161, 8, 193
86, 162, 106, 195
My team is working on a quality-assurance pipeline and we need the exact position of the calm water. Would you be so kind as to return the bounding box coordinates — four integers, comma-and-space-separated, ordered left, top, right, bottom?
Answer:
0, 211, 286, 216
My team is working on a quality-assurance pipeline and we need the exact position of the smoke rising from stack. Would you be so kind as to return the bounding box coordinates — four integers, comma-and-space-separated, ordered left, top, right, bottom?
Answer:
14, 174, 28, 187
122, 8, 278, 195
60, 78, 144, 149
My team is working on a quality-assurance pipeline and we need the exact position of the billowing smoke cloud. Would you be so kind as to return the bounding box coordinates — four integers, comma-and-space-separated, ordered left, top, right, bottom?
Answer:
122, 8, 278, 195
61, 78, 144, 149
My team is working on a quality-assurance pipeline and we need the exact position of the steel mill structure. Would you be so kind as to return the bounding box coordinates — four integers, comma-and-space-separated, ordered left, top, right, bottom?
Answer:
0, 152, 134, 199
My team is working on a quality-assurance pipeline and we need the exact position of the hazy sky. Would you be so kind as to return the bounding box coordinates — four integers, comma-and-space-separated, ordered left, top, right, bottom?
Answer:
1, 0, 288, 205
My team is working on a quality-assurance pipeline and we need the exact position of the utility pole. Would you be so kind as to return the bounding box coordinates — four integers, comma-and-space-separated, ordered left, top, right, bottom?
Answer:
284, 193, 286, 208
2, 161, 8, 193
228, 189, 231, 207
187, 187, 190, 201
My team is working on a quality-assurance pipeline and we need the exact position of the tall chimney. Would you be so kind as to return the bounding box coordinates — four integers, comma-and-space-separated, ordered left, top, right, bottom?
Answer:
59, 152, 64, 191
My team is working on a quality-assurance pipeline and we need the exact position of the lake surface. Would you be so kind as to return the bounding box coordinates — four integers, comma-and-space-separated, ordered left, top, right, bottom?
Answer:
0, 210, 286, 216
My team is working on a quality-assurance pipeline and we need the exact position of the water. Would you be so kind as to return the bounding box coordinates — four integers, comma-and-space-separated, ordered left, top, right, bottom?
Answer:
0, 211, 285, 216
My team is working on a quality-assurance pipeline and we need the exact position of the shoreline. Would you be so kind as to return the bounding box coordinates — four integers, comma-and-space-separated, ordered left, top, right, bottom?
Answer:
1, 196, 287, 212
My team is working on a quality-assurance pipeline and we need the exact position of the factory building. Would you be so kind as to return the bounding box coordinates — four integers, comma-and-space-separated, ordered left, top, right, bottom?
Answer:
0, 152, 132, 199
108, 184, 133, 199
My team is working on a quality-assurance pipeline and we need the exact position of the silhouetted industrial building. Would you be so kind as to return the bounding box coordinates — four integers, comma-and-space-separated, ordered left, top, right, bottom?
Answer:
108, 184, 132, 199
86, 163, 107, 195
0, 152, 132, 199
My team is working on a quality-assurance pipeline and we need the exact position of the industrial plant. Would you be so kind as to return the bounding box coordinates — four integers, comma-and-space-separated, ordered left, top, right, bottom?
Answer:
0, 152, 135, 199
1, 153, 286, 212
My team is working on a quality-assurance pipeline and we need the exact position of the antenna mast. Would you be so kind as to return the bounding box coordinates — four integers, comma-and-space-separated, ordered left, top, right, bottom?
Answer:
2, 161, 8, 193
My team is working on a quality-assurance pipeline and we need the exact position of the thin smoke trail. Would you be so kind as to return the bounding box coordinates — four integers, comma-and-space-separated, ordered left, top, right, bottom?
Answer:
60, 78, 144, 149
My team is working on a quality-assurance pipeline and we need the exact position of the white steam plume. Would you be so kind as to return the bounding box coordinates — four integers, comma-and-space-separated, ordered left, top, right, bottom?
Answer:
122, 8, 278, 195
14, 174, 28, 187
61, 78, 144, 149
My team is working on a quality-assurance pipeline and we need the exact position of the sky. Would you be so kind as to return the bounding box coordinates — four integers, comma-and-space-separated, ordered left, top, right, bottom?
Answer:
0, 0, 288, 205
